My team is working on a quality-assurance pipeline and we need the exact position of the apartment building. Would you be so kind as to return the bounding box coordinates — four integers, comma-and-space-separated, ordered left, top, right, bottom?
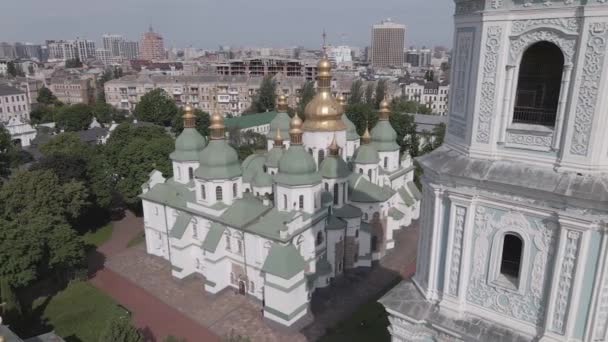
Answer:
401, 79, 450, 115
49, 76, 96, 105
0, 84, 30, 122
371, 19, 406, 68
215, 57, 318, 81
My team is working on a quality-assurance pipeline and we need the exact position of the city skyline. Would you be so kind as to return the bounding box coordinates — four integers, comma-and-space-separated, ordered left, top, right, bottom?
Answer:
0, 0, 454, 49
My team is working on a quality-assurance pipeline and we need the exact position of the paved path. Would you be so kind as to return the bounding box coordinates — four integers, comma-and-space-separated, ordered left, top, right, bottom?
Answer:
88, 211, 219, 342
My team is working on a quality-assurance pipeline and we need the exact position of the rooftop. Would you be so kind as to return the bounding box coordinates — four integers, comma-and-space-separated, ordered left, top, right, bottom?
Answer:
225, 111, 278, 130
0, 84, 24, 96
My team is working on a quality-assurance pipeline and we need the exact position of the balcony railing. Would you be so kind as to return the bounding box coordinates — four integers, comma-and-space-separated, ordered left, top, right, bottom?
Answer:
513, 106, 556, 126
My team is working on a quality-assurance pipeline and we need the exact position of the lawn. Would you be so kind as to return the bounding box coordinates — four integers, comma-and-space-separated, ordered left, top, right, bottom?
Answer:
33, 281, 129, 342
126, 232, 146, 248
318, 299, 391, 342
82, 223, 114, 247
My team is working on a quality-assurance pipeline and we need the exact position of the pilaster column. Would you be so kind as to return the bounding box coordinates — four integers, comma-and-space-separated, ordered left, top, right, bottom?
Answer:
426, 186, 446, 301
552, 64, 573, 151
498, 65, 516, 144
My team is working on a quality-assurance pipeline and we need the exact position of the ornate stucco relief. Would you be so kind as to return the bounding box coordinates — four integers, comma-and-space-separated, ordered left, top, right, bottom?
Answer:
452, 28, 475, 118
506, 132, 553, 148
476, 26, 503, 144
466, 206, 557, 326
449, 206, 467, 296
509, 29, 577, 64
551, 230, 581, 334
512, 18, 580, 35
594, 265, 608, 340
570, 23, 608, 156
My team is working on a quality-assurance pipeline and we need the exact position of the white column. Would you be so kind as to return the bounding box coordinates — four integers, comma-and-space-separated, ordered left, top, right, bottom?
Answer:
426, 187, 445, 301
498, 65, 516, 143
552, 64, 573, 151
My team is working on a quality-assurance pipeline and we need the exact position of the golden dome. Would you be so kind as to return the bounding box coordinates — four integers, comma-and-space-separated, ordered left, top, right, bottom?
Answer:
378, 98, 391, 121
209, 111, 225, 140
337, 95, 346, 107
277, 94, 288, 112
289, 113, 304, 144
273, 127, 283, 146
303, 55, 346, 132
182, 104, 195, 128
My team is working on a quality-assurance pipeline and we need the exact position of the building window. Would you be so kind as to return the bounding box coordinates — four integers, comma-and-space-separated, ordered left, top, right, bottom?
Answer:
359, 168, 363, 174
201, 184, 206, 200
371, 236, 378, 252
384, 157, 388, 169
188, 167, 194, 180
250, 281, 255, 293
355, 229, 359, 238
325, 183, 329, 192
500, 234, 523, 284
316, 231, 324, 246
318, 149, 325, 165
364, 213, 368, 221
154, 206, 159, 215
367, 169, 372, 181
299, 195, 304, 209
233, 183, 238, 198
176, 166, 181, 180
192, 223, 198, 238
225, 234, 231, 251
513, 42, 564, 127
333, 184, 339, 205
237, 239, 243, 255
216, 186, 223, 201
283, 195, 288, 210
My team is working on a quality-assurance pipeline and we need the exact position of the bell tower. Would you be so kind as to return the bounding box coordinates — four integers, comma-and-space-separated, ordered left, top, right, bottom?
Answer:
380, 2, 608, 342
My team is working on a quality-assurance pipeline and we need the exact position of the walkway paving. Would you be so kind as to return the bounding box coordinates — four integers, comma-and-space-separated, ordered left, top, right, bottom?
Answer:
88, 211, 219, 342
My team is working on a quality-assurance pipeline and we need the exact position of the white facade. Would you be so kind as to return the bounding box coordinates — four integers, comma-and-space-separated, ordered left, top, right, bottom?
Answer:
0, 86, 29, 123
3, 116, 36, 147
382, 2, 608, 342
402, 81, 450, 115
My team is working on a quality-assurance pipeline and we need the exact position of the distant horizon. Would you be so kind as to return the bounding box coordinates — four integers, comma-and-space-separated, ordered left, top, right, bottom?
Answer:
0, 0, 455, 50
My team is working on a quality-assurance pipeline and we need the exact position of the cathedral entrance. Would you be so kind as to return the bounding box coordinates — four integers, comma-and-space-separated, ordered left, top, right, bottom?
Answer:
238, 280, 246, 295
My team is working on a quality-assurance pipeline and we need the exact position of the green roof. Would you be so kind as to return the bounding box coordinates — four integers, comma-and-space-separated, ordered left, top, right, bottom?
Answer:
248, 208, 296, 239
333, 204, 362, 218
398, 187, 416, 206
262, 243, 306, 279
140, 179, 195, 208
170, 128, 207, 161
242, 154, 266, 183
407, 181, 422, 200
265, 146, 284, 168
275, 145, 322, 186
196, 140, 242, 180
326, 215, 347, 230
388, 207, 405, 220
342, 114, 359, 141
319, 155, 351, 179
353, 144, 380, 164
371, 121, 400, 152
202, 222, 225, 252
266, 112, 291, 139
225, 111, 277, 130
253, 170, 273, 187
220, 196, 270, 228
348, 173, 395, 203
170, 212, 193, 238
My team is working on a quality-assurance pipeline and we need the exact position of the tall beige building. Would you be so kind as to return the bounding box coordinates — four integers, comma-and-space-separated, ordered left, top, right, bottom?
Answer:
139, 27, 165, 61
371, 18, 406, 68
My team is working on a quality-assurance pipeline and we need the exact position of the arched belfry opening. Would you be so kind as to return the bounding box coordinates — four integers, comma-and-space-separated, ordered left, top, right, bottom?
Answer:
513, 42, 564, 127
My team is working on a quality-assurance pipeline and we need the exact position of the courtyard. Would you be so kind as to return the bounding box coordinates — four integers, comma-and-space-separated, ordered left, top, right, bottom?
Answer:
100, 213, 419, 341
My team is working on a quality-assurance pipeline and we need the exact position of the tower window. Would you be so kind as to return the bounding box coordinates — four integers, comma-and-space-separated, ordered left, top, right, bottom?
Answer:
384, 157, 388, 169
233, 183, 238, 198
216, 186, 223, 201
333, 184, 339, 205
500, 234, 523, 284
188, 167, 194, 180
513, 42, 564, 126
316, 231, 324, 246
283, 194, 288, 210
201, 184, 206, 200
299, 195, 304, 209
367, 169, 372, 181
371, 236, 378, 252
359, 168, 363, 174
318, 149, 325, 165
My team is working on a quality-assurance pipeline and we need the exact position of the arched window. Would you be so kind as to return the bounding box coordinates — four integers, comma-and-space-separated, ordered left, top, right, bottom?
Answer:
367, 169, 372, 180
283, 195, 288, 210
513, 42, 564, 126
384, 157, 388, 169
359, 168, 363, 174
245, 188, 250, 193
371, 236, 378, 252
500, 234, 523, 283
364, 213, 368, 221
233, 183, 238, 197
216, 186, 223, 201
316, 231, 324, 246
355, 229, 359, 238
225, 235, 231, 251
250, 281, 255, 293
201, 184, 206, 200
177, 166, 181, 180
188, 167, 194, 180
263, 165, 268, 173
308, 148, 313, 155
318, 149, 325, 165
342, 185, 346, 203
333, 184, 339, 205
299, 195, 304, 209
325, 183, 329, 192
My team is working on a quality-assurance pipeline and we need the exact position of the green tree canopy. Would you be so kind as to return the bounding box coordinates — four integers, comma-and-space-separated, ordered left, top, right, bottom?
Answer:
39, 132, 87, 158
0, 126, 14, 178
374, 79, 387, 109
298, 81, 315, 113
6, 61, 24, 77
390, 96, 432, 115
364, 83, 374, 105
98, 316, 142, 342
92, 101, 128, 124
37, 86, 61, 106
65, 58, 83, 68
171, 108, 210, 137
164, 336, 187, 342
54, 104, 94, 131
0, 277, 22, 324
345, 103, 377, 135
389, 113, 419, 157
133, 89, 178, 126
348, 80, 363, 105
30, 106, 56, 124
248, 75, 276, 113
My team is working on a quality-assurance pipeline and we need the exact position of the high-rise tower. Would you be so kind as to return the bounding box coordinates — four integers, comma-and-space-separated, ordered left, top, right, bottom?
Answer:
140, 26, 165, 61
371, 18, 406, 68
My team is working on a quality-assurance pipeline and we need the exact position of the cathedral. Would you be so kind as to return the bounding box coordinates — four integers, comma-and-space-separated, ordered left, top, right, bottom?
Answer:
381, 1, 608, 341
139, 56, 420, 327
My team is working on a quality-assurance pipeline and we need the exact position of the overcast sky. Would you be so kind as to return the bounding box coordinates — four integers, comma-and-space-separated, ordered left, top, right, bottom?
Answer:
0, 0, 454, 49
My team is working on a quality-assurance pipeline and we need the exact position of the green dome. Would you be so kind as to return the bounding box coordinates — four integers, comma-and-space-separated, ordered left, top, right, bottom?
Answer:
265, 146, 284, 168
320, 155, 351, 179
275, 145, 321, 186
342, 114, 359, 141
253, 170, 273, 187
196, 140, 242, 180
353, 144, 380, 164
371, 121, 400, 152
170, 128, 207, 161
266, 112, 291, 140
242, 154, 266, 183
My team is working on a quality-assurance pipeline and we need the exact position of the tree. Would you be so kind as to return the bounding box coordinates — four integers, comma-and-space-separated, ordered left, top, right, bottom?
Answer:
54, 104, 94, 131
348, 80, 363, 105
6, 62, 24, 77
374, 79, 387, 109
171, 108, 210, 137
390, 96, 431, 115
27, 64, 35, 76
298, 81, 315, 113
37, 87, 61, 106
364, 83, 374, 105
0, 277, 22, 324
0, 126, 14, 178
345, 103, 377, 135
248, 75, 276, 113
30, 106, 56, 124
98, 316, 142, 342
390, 112, 419, 157
65, 58, 83, 68
0, 218, 44, 287
133, 89, 178, 126
39, 132, 87, 158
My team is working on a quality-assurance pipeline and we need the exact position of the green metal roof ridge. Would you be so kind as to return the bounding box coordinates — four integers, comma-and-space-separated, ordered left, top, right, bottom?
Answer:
388, 207, 405, 220
333, 204, 362, 218
407, 181, 422, 200
261, 243, 306, 279
398, 187, 416, 206
202, 222, 225, 252
326, 215, 347, 230
225, 111, 278, 129
170, 212, 193, 239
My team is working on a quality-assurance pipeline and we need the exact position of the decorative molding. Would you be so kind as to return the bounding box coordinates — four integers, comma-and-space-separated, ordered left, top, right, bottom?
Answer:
570, 23, 608, 156
511, 18, 580, 35
506, 131, 553, 148
551, 230, 581, 334
467, 206, 557, 325
451, 28, 476, 118
476, 26, 503, 144
455, 0, 484, 15
594, 262, 608, 340
449, 207, 467, 296
491, 0, 504, 9
510, 29, 577, 64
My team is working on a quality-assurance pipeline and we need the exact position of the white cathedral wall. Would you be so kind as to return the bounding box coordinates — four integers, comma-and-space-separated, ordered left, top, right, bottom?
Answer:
353, 164, 378, 184
263, 271, 308, 326
173, 161, 199, 184
345, 139, 360, 160
377, 150, 400, 173
303, 130, 347, 167
275, 184, 321, 214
